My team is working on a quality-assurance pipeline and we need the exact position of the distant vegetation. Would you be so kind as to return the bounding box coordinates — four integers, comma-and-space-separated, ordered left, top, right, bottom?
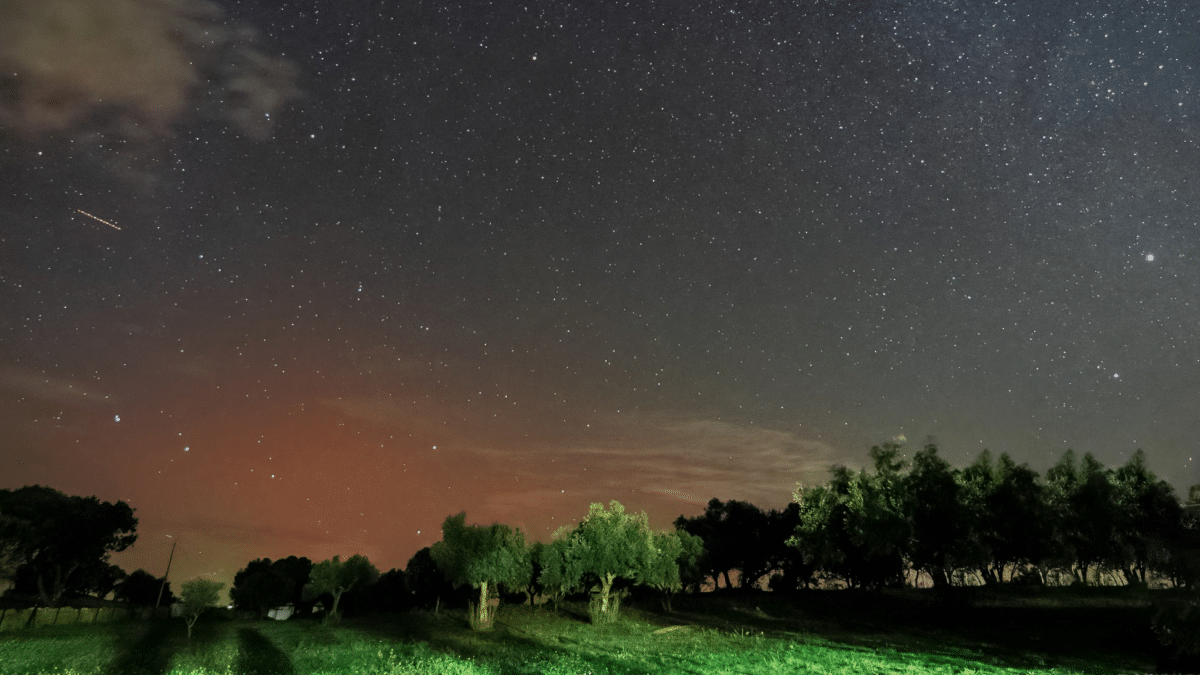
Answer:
2, 441, 1198, 664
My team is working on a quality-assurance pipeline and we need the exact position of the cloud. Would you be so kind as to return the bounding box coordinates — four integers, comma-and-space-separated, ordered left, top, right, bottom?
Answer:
0, 0, 298, 141
0, 367, 117, 405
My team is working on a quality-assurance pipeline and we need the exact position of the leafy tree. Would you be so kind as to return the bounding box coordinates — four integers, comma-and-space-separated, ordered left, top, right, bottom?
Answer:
644, 529, 702, 612
305, 554, 379, 621
675, 498, 783, 590
554, 501, 675, 624
364, 568, 409, 613
430, 512, 532, 630
116, 569, 173, 607
535, 538, 573, 611
903, 442, 964, 587
271, 556, 314, 609
956, 450, 1048, 585
179, 578, 223, 638
231, 559, 293, 618
1111, 450, 1185, 585
790, 443, 909, 589
0, 485, 138, 606
1045, 450, 1122, 584
74, 562, 127, 600
405, 546, 461, 611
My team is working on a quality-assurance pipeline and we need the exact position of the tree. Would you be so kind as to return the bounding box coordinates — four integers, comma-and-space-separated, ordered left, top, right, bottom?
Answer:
430, 512, 532, 630
903, 442, 965, 587
644, 529, 702, 611
405, 546, 463, 611
230, 556, 312, 618
305, 554, 379, 621
535, 538, 573, 611
117, 569, 173, 607
231, 559, 293, 618
74, 562, 127, 600
1111, 450, 1185, 586
179, 578, 223, 638
790, 443, 909, 590
0, 485, 138, 606
554, 501, 675, 624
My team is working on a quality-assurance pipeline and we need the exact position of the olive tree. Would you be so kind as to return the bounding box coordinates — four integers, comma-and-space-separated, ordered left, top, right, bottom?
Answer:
554, 501, 676, 624
430, 512, 531, 630
179, 578, 223, 638
305, 554, 379, 621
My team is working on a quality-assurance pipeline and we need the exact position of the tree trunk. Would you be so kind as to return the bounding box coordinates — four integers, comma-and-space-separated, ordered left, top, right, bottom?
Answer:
599, 575, 613, 615
476, 581, 490, 628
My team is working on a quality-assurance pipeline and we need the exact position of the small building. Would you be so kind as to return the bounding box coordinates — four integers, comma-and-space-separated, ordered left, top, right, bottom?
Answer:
266, 604, 295, 621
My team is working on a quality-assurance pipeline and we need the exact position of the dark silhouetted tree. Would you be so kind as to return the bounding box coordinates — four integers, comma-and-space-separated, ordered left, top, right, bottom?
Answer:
903, 442, 965, 587
231, 559, 293, 618
405, 546, 461, 611
0, 485, 137, 606
117, 569, 172, 607
1111, 450, 1185, 585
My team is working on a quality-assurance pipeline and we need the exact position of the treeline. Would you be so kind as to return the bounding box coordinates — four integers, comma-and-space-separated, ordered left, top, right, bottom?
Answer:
782, 443, 1200, 591
4, 443, 1198, 624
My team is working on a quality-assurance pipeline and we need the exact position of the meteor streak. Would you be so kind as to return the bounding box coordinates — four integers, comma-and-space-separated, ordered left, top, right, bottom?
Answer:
76, 209, 121, 231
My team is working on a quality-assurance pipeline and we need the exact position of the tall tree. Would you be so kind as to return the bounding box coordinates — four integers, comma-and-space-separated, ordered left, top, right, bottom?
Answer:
430, 512, 532, 630
904, 442, 965, 587
179, 579, 223, 638
0, 485, 138, 606
1046, 451, 1121, 584
1111, 450, 1185, 585
306, 554, 379, 621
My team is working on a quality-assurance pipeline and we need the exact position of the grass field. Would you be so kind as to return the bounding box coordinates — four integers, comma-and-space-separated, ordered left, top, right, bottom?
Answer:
0, 589, 1167, 675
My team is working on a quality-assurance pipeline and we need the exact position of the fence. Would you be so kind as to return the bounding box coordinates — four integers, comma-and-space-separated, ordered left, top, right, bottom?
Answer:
0, 606, 169, 632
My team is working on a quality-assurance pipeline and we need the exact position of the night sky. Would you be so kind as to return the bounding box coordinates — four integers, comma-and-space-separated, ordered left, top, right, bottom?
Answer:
2, 0, 1198, 599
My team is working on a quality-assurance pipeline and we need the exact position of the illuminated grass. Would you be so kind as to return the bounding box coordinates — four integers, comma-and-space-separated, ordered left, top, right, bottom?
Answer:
0, 602, 1138, 675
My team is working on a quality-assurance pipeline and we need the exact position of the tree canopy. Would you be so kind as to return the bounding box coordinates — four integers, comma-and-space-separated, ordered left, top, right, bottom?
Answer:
430, 512, 531, 630
0, 485, 138, 606
551, 500, 679, 623
306, 554, 379, 621
179, 578, 223, 638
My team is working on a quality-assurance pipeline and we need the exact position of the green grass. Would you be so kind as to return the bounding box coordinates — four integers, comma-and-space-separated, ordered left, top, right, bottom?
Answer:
0, 592, 1155, 675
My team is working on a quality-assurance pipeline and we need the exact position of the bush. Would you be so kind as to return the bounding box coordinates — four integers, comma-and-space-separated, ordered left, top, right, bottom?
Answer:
1152, 592, 1200, 672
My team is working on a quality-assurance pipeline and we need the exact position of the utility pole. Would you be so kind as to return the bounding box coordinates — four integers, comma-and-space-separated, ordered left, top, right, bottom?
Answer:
155, 540, 176, 613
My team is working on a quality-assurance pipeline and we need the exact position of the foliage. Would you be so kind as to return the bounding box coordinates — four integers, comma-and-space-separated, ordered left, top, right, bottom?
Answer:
550, 500, 678, 624
790, 442, 909, 589
675, 498, 784, 590
115, 568, 173, 607
0, 485, 138, 606
231, 556, 312, 618
179, 578, 224, 638
404, 546, 462, 611
305, 554, 379, 621
429, 512, 532, 630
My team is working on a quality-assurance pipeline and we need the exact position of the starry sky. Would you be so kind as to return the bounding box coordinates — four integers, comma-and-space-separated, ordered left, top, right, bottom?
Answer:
2, 0, 1198, 598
